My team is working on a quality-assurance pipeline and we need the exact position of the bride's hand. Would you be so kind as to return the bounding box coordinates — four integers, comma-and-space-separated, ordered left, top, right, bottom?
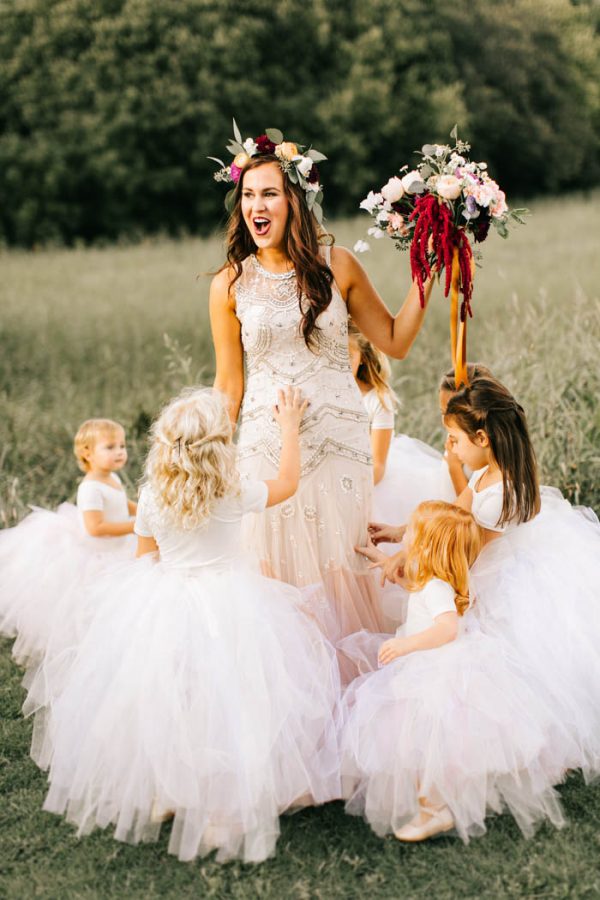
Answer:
368, 522, 406, 545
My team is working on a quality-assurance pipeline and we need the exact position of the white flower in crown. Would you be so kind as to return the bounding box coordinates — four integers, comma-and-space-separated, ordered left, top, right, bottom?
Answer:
306, 181, 320, 193
360, 191, 384, 213
295, 155, 314, 178
243, 138, 258, 156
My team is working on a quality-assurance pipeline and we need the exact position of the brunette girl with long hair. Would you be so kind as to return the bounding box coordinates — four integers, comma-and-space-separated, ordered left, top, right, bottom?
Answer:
341, 500, 565, 844
210, 134, 436, 656
443, 375, 600, 786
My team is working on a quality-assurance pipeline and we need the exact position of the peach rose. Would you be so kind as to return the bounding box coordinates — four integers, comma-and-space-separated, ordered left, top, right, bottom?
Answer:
275, 142, 298, 161
436, 175, 462, 200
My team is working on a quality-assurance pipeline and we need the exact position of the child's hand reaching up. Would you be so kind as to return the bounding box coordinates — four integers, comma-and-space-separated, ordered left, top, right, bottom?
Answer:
273, 387, 309, 432
265, 387, 309, 508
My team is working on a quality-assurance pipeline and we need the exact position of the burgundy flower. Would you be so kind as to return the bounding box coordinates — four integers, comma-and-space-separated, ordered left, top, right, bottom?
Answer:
307, 163, 320, 184
255, 134, 276, 155
473, 217, 491, 243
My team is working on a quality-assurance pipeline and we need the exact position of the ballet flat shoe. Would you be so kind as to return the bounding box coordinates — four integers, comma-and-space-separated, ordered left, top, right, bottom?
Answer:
150, 800, 175, 824
394, 805, 454, 842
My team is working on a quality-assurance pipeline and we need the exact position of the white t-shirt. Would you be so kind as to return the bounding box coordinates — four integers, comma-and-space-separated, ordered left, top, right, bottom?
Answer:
362, 388, 395, 430
468, 466, 511, 533
77, 475, 129, 523
402, 577, 457, 638
134, 480, 268, 573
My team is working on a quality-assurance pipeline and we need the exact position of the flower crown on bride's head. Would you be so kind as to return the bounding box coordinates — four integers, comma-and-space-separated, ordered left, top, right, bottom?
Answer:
210, 119, 326, 223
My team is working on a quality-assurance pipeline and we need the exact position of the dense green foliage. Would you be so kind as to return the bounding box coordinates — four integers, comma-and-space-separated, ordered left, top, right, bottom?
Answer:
0, 0, 598, 245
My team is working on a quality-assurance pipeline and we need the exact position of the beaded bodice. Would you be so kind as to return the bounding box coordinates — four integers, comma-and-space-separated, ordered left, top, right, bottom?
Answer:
235, 253, 371, 476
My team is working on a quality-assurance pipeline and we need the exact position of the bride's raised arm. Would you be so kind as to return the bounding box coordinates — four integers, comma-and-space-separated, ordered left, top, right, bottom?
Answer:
330, 245, 434, 360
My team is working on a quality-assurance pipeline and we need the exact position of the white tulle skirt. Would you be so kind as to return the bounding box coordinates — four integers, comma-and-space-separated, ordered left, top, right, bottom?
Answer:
373, 435, 456, 529
0, 504, 134, 666
28, 556, 341, 863
470, 487, 600, 778
338, 621, 568, 842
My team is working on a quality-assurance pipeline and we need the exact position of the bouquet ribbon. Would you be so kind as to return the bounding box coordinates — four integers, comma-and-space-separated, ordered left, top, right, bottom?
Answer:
450, 247, 469, 389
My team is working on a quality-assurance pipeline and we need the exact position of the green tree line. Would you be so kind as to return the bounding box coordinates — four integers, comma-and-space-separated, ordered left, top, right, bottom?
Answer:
0, 0, 598, 245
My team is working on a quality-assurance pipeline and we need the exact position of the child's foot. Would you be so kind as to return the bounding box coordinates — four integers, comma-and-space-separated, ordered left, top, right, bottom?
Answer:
394, 803, 454, 842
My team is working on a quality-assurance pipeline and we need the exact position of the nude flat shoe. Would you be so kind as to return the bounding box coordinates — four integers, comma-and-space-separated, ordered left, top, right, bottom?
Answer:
394, 804, 454, 842
150, 799, 175, 824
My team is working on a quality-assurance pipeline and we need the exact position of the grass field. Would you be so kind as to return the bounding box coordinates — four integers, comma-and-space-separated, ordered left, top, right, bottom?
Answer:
1, 193, 600, 898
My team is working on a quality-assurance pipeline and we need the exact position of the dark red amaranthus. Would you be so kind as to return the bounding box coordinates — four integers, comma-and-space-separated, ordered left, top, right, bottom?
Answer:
409, 194, 473, 320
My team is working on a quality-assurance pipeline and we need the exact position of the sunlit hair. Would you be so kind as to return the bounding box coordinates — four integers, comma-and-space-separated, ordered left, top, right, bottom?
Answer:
74, 419, 125, 473
348, 319, 398, 412
222, 155, 334, 350
144, 387, 239, 531
445, 377, 540, 526
404, 501, 482, 616
439, 362, 494, 394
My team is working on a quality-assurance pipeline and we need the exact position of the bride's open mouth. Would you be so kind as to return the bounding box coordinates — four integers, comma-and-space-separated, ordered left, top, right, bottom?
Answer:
253, 217, 271, 237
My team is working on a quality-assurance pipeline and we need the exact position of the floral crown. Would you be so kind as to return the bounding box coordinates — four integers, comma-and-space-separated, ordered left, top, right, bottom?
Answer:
210, 119, 326, 223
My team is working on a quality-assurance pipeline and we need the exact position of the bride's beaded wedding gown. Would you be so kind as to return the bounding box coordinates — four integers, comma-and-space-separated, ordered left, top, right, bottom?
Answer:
235, 250, 384, 646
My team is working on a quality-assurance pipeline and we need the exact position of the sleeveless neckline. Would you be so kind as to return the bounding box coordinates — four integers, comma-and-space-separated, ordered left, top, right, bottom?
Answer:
251, 254, 296, 281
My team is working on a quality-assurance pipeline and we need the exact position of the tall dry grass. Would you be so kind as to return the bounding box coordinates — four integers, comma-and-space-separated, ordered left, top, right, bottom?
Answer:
0, 192, 598, 525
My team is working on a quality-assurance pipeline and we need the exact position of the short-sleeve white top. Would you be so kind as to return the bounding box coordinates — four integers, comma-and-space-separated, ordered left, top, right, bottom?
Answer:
362, 389, 395, 430
401, 577, 457, 638
77, 475, 129, 525
134, 480, 269, 573
468, 466, 512, 533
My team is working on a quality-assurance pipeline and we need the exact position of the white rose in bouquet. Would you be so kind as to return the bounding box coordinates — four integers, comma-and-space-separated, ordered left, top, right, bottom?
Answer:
380, 177, 404, 203
401, 170, 423, 193
436, 175, 462, 200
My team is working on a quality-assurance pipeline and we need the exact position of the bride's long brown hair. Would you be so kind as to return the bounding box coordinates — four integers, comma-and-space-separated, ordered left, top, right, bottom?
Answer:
222, 155, 334, 350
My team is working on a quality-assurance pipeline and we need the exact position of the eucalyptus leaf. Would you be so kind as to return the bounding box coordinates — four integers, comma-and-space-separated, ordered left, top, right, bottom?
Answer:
224, 189, 236, 212
313, 202, 323, 225
232, 118, 243, 145
307, 149, 327, 162
450, 124, 458, 140
420, 164, 433, 178
265, 128, 284, 144
421, 144, 436, 157
409, 181, 426, 194
207, 156, 226, 168
287, 168, 298, 184
306, 190, 316, 210
227, 140, 245, 156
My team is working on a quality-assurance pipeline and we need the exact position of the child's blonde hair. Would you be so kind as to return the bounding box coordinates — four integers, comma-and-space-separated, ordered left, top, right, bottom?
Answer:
74, 419, 125, 472
144, 387, 239, 531
404, 501, 482, 616
348, 319, 398, 412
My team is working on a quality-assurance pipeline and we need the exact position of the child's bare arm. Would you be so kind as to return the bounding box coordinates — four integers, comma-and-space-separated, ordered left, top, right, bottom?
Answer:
82, 510, 135, 537
136, 535, 159, 557
378, 612, 458, 665
371, 428, 393, 485
265, 388, 309, 508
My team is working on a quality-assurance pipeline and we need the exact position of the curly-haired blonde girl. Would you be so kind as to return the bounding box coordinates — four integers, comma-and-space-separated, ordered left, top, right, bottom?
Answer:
144, 388, 240, 531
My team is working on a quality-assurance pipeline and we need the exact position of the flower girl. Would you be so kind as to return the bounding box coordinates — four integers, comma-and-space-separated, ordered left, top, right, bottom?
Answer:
347, 322, 455, 531
340, 501, 565, 843
0, 418, 135, 665
445, 376, 600, 777
30, 387, 340, 864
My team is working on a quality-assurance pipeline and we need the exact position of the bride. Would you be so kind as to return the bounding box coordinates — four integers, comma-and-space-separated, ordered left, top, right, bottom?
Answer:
209, 128, 435, 649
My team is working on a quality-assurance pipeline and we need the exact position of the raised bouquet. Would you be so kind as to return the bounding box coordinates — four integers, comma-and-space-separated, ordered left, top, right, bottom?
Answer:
358, 127, 526, 386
